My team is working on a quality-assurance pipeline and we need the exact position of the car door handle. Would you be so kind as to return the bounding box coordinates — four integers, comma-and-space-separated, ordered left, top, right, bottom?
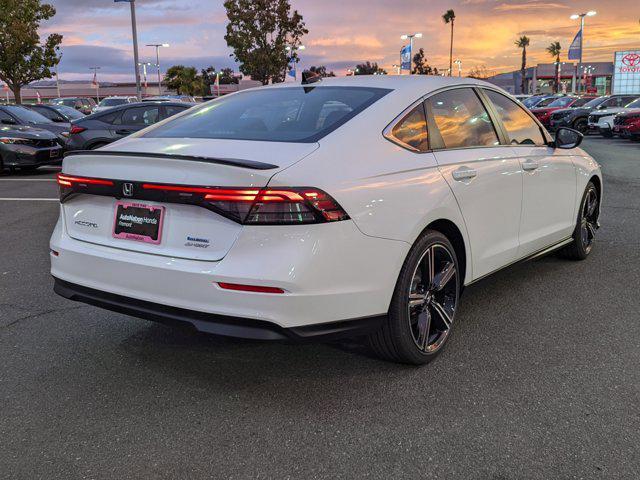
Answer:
452, 167, 477, 181
115, 129, 134, 135
522, 161, 539, 171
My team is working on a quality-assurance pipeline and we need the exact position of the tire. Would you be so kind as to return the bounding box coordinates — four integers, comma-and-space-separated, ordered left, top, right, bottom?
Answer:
368, 230, 460, 365
573, 118, 588, 134
559, 181, 599, 260
601, 130, 613, 138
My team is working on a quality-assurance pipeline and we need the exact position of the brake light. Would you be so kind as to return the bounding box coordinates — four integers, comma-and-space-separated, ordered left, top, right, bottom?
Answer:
142, 184, 349, 225
69, 125, 86, 135
57, 173, 114, 187
217, 282, 285, 294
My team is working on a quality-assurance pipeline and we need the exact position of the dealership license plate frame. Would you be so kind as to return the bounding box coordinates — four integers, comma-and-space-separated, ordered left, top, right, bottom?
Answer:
112, 201, 165, 245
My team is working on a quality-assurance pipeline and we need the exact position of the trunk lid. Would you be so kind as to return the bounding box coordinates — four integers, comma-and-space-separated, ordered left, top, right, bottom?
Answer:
61, 138, 318, 261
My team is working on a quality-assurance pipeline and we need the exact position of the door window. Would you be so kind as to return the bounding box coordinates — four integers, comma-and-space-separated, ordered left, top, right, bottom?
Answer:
163, 105, 188, 119
0, 109, 16, 123
427, 88, 499, 149
119, 106, 160, 126
483, 90, 545, 146
388, 103, 428, 151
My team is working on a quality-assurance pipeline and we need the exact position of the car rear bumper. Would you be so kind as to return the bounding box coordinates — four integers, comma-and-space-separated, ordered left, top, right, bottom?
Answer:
53, 278, 385, 340
50, 210, 408, 330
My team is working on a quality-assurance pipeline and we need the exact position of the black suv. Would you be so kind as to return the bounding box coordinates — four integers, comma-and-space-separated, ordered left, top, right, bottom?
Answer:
65, 101, 194, 151
548, 95, 638, 133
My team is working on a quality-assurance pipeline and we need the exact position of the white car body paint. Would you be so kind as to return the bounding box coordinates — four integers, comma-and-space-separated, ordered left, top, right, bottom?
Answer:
50, 75, 602, 333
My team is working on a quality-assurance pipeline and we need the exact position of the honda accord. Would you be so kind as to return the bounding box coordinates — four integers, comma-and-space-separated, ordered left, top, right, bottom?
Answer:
50, 76, 602, 365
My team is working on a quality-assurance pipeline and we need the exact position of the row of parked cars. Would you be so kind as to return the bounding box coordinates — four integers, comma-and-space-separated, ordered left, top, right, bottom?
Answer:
520, 93, 640, 141
0, 95, 195, 173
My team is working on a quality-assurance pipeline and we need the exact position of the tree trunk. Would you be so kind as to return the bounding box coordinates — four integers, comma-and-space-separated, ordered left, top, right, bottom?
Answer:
520, 48, 526, 94
449, 21, 454, 76
11, 85, 21, 104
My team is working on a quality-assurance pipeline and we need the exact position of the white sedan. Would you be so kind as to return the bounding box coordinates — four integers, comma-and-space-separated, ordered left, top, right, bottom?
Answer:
50, 76, 602, 365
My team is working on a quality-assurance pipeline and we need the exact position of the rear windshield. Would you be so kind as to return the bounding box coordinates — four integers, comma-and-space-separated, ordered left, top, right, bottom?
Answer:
582, 97, 606, 108
100, 98, 128, 106
4, 105, 52, 124
52, 105, 85, 120
50, 98, 76, 107
143, 86, 391, 143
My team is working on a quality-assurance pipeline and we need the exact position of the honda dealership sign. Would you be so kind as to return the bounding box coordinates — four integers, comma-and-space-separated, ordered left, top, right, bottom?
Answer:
612, 50, 640, 94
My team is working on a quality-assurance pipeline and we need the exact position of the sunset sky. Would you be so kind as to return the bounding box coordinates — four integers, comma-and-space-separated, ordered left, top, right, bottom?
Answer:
43, 0, 640, 82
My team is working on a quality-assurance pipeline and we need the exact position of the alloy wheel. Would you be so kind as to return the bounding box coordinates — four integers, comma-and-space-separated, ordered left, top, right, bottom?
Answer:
580, 186, 598, 254
407, 244, 458, 353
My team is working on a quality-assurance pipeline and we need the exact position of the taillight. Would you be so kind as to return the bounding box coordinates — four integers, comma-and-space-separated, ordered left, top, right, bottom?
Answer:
57, 173, 114, 201
69, 125, 86, 135
142, 184, 349, 225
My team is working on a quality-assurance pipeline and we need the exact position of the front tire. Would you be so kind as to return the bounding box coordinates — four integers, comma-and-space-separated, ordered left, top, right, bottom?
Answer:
560, 181, 599, 260
368, 230, 460, 365
573, 118, 588, 134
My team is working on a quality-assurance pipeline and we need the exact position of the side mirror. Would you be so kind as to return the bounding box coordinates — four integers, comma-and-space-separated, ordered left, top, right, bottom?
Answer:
1, 118, 16, 125
596, 104, 607, 110
554, 127, 583, 149
51, 117, 64, 123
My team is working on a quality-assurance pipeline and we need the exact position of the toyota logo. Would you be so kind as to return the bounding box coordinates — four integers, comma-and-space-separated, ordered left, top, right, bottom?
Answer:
122, 183, 134, 197
621, 53, 640, 67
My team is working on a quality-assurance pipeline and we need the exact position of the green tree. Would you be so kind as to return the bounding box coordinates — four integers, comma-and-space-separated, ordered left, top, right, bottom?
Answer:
546, 41, 562, 93
0, 0, 62, 104
164, 65, 204, 96
224, 0, 308, 85
442, 9, 456, 76
309, 65, 335, 77
354, 61, 387, 75
515, 36, 530, 94
412, 48, 437, 75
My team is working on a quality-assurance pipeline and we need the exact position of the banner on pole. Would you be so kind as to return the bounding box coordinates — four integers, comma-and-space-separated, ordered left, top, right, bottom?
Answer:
568, 29, 582, 60
400, 45, 411, 70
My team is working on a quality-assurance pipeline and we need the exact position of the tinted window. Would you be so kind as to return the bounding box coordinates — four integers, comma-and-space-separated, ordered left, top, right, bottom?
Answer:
571, 98, 593, 107
164, 105, 188, 118
52, 105, 84, 120
582, 97, 606, 108
0, 109, 14, 122
484, 90, 545, 146
119, 106, 159, 126
602, 98, 620, 108
51, 98, 76, 107
626, 99, 640, 109
536, 97, 557, 107
31, 106, 61, 121
143, 87, 390, 143
548, 97, 576, 108
390, 104, 428, 151
4, 105, 51, 124
100, 98, 128, 107
427, 88, 499, 149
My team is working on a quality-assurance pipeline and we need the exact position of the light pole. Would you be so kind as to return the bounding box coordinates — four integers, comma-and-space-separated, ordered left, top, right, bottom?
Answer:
570, 10, 596, 93
55, 53, 63, 98
392, 64, 401, 75
400, 33, 422, 74
115, 0, 142, 100
89, 66, 100, 102
285, 44, 305, 80
146, 43, 169, 95
454, 59, 462, 77
138, 62, 154, 97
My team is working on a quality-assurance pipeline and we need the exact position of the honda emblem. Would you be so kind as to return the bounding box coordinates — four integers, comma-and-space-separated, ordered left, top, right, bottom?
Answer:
122, 183, 134, 197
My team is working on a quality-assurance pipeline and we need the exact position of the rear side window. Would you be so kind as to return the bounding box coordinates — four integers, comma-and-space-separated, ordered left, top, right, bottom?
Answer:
32, 107, 60, 121
388, 104, 428, 151
163, 105, 188, 118
143, 86, 391, 143
118, 106, 159, 126
483, 90, 545, 146
427, 88, 499, 149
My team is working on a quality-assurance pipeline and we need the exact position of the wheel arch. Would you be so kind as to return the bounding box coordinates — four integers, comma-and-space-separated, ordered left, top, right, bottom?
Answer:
422, 218, 468, 288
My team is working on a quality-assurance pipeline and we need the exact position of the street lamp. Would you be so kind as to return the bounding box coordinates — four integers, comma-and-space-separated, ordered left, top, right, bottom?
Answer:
400, 33, 422, 74
115, 0, 142, 101
570, 10, 596, 93
454, 59, 462, 77
146, 43, 169, 95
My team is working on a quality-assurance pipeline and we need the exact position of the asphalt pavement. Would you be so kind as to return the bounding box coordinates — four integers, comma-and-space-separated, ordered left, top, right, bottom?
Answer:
1, 137, 639, 479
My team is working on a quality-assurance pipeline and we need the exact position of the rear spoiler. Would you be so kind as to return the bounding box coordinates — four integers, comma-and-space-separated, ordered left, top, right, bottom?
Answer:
64, 150, 279, 171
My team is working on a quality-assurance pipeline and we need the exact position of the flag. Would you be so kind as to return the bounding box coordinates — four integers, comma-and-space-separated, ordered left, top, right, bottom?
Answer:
214, 73, 220, 97
400, 45, 412, 71
568, 28, 582, 60
91, 71, 98, 87
288, 60, 296, 80
36, 91, 41, 103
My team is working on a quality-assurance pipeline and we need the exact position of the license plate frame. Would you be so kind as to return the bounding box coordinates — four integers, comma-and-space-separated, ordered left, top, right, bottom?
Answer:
112, 201, 165, 245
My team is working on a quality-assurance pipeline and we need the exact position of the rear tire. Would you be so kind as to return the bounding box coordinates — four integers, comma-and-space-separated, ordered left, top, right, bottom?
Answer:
368, 230, 460, 365
559, 181, 599, 260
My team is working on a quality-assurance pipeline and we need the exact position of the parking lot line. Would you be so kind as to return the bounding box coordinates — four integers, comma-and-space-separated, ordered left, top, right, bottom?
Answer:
0, 198, 58, 201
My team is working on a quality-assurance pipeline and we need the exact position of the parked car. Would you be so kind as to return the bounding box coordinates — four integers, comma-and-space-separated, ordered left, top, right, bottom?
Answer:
513, 94, 531, 103
0, 105, 70, 140
27, 104, 86, 122
0, 124, 63, 172
92, 96, 137, 114
613, 106, 640, 140
530, 96, 582, 127
142, 95, 196, 103
51, 76, 602, 365
588, 97, 640, 137
50, 97, 97, 115
548, 95, 638, 134
522, 95, 549, 109
522, 94, 564, 109
65, 101, 194, 151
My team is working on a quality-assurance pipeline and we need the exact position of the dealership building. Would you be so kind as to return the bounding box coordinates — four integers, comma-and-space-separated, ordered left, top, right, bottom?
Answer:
486, 50, 640, 96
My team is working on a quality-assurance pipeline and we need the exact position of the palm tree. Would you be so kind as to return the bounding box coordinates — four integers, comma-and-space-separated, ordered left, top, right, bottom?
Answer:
515, 36, 530, 94
546, 41, 562, 93
442, 9, 456, 76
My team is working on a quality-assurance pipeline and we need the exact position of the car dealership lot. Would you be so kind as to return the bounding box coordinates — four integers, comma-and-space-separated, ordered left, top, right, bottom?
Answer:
1, 138, 639, 479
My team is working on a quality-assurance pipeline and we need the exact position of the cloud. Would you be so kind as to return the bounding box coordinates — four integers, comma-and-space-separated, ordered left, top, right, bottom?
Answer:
493, 2, 569, 11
